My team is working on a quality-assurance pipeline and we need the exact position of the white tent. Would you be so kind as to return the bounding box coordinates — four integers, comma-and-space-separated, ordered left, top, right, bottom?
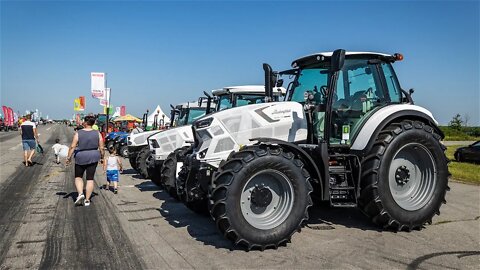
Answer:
147, 105, 170, 127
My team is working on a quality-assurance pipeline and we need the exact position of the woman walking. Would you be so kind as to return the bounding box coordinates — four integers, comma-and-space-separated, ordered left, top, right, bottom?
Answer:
66, 116, 104, 206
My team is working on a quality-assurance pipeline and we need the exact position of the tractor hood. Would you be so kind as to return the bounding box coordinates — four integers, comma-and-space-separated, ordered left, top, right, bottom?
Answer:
192, 101, 307, 167
128, 130, 162, 147
149, 125, 194, 161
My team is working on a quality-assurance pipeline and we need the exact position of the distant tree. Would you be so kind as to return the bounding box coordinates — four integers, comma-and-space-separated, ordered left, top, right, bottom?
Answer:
449, 114, 463, 130
463, 113, 470, 127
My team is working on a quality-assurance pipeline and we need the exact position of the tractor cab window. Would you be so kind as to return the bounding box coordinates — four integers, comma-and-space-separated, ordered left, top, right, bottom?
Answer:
174, 109, 188, 127
236, 94, 269, 106
187, 108, 207, 125
330, 59, 388, 145
217, 95, 233, 111
382, 63, 401, 103
290, 66, 329, 104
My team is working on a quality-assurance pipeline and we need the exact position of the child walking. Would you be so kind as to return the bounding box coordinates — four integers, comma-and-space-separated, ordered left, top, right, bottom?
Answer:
51, 139, 69, 164
103, 147, 123, 194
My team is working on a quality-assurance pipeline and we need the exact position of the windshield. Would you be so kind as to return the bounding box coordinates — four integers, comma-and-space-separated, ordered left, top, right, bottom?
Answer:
217, 95, 233, 111
288, 64, 330, 104
235, 94, 268, 106
176, 108, 206, 126
187, 108, 206, 124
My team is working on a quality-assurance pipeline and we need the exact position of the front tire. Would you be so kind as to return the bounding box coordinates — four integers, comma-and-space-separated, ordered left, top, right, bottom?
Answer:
160, 146, 190, 199
210, 145, 313, 250
359, 120, 449, 231
106, 140, 114, 150
129, 154, 138, 171
136, 147, 150, 179
120, 146, 129, 158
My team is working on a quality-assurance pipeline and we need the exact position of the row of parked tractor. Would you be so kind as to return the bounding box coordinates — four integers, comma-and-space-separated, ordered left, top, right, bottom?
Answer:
105, 50, 450, 251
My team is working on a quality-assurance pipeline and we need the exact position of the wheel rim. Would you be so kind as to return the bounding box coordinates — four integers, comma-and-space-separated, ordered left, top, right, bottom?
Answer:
240, 169, 294, 230
388, 143, 437, 211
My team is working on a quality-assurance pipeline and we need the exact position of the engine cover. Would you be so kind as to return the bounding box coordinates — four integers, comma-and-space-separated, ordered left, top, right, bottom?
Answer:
149, 125, 194, 161
194, 101, 307, 168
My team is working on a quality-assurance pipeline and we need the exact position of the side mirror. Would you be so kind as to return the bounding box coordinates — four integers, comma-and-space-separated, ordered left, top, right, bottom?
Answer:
331, 49, 346, 72
203, 91, 212, 98
276, 79, 284, 87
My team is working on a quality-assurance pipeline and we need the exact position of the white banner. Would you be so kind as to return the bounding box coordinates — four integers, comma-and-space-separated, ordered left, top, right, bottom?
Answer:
99, 88, 111, 107
91, 72, 106, 99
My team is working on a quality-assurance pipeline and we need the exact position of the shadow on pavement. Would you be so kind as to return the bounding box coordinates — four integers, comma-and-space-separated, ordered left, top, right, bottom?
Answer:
56, 191, 98, 203
121, 169, 137, 175
134, 180, 161, 192
406, 250, 480, 270
153, 191, 239, 250
307, 202, 381, 232
149, 188, 384, 250
131, 174, 145, 180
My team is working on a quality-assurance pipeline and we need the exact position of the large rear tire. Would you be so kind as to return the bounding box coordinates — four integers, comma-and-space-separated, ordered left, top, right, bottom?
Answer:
160, 146, 190, 199
136, 147, 150, 179
210, 145, 313, 250
359, 120, 449, 231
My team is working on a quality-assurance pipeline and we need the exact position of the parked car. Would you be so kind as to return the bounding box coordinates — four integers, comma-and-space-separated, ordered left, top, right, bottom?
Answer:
454, 141, 480, 163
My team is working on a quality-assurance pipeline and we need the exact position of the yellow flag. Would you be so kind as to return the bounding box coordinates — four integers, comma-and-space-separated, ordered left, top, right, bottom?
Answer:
74, 98, 81, 111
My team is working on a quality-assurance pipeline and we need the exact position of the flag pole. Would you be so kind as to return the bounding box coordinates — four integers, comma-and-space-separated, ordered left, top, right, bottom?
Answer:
105, 74, 109, 133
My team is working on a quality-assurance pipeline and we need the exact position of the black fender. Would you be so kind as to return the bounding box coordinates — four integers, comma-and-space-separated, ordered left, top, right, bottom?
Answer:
252, 138, 324, 200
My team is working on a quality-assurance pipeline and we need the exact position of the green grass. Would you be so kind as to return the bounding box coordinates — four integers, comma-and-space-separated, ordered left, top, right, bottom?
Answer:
445, 145, 480, 184
440, 126, 480, 141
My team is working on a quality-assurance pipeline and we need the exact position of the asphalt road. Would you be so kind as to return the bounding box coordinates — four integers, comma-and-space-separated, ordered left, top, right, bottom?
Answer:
0, 125, 478, 269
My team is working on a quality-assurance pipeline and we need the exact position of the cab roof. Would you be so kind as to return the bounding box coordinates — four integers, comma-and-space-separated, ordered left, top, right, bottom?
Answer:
175, 101, 208, 110
212, 85, 286, 96
292, 51, 395, 68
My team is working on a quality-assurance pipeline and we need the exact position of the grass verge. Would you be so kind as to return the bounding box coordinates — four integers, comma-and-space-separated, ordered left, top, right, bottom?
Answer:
445, 145, 480, 185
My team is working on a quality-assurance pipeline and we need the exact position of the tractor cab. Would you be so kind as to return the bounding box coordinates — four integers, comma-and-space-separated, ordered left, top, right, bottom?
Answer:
212, 85, 286, 111
276, 51, 406, 148
170, 101, 210, 128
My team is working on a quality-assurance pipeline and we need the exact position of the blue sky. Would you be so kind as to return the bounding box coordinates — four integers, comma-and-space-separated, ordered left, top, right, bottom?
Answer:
1, 0, 479, 125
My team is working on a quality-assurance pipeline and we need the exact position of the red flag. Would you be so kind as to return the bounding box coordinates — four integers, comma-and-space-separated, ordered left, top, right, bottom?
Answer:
120, 106, 126, 116
2, 106, 10, 126
7, 107, 14, 126
79, 96, 86, 111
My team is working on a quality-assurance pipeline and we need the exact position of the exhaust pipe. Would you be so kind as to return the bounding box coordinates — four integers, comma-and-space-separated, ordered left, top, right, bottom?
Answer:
263, 63, 273, 102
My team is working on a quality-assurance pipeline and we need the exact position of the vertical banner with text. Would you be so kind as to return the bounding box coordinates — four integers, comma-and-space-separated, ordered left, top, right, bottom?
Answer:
120, 105, 126, 116
91, 72, 106, 99
99, 88, 111, 107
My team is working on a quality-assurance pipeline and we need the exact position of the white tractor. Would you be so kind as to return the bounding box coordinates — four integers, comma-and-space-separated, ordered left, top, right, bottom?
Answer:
176, 50, 449, 250
126, 108, 167, 175
145, 100, 214, 182
147, 85, 286, 191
